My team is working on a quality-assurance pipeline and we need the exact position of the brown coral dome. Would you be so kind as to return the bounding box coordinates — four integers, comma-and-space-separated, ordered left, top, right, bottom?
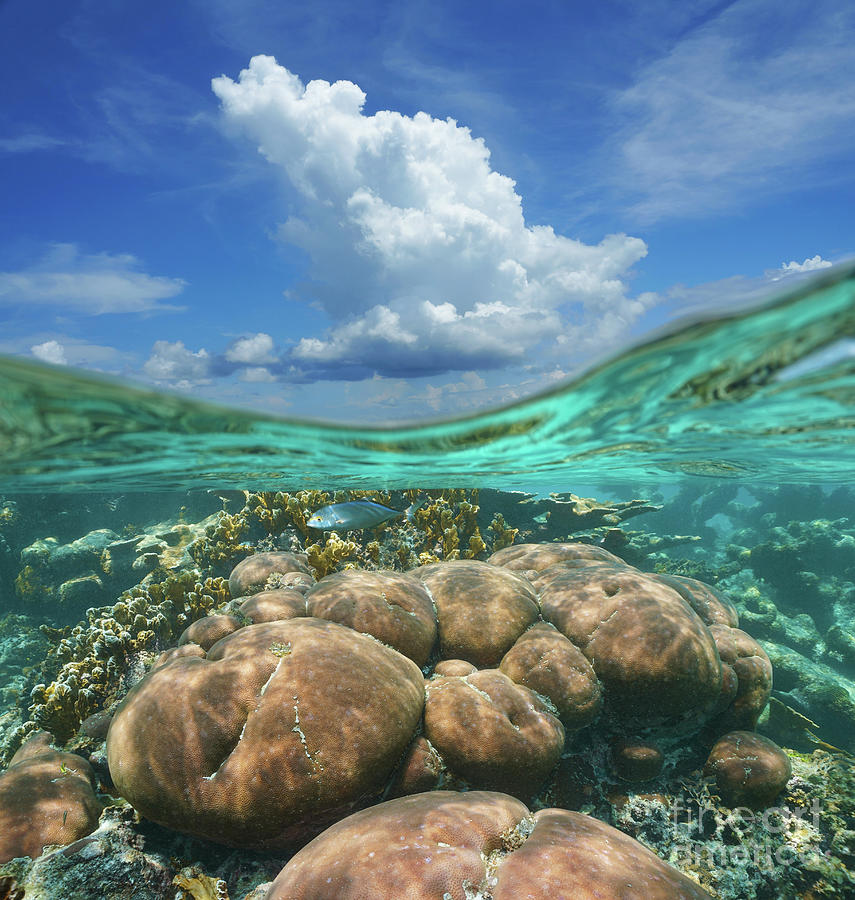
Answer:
539, 567, 723, 724
178, 613, 242, 651
415, 560, 538, 666
611, 739, 665, 782
264, 790, 712, 899
228, 551, 310, 598
106, 617, 424, 849
239, 587, 308, 623
424, 670, 564, 796
499, 622, 601, 730
306, 569, 437, 666
653, 573, 740, 628
704, 731, 792, 810
708, 625, 773, 731
433, 659, 477, 677
0, 733, 102, 863
488, 541, 626, 573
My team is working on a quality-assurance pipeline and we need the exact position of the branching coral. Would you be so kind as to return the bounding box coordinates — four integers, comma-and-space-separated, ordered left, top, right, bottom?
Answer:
5, 573, 229, 755
188, 512, 252, 572
307, 534, 358, 578
489, 513, 518, 551
411, 490, 485, 562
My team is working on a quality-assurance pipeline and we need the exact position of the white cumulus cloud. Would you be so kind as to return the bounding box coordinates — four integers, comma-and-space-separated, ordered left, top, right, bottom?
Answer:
143, 340, 211, 385
776, 255, 833, 277
213, 56, 651, 380
30, 340, 68, 365
225, 332, 277, 364
239, 366, 277, 382
0, 244, 186, 314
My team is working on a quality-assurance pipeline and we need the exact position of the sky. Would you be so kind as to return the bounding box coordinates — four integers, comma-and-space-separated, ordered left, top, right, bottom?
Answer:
1, 0, 853, 423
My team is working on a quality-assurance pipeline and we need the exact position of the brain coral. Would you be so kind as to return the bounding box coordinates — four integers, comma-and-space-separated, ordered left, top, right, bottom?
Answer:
264, 790, 712, 899
415, 560, 538, 666
106, 618, 424, 849
535, 565, 723, 726
305, 569, 437, 666
0, 732, 102, 863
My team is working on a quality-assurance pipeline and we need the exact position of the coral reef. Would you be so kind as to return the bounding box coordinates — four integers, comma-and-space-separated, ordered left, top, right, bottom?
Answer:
12, 519, 218, 620
102, 544, 789, 860
3, 484, 855, 898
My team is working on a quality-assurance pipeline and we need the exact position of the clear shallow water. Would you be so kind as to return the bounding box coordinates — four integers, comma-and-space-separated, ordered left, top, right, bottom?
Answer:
1, 262, 854, 493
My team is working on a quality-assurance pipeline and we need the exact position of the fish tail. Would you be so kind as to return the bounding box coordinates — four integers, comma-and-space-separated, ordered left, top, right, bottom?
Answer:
404, 496, 427, 522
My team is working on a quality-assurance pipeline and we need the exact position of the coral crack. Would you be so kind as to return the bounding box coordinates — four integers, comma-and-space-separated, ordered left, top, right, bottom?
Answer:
293, 696, 324, 774
202, 656, 285, 781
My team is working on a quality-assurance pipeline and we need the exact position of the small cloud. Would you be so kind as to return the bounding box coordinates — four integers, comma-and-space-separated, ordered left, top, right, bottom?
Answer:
142, 340, 211, 385
0, 243, 186, 314
0, 132, 66, 153
771, 254, 833, 280
225, 332, 277, 364
239, 366, 277, 383
30, 340, 67, 365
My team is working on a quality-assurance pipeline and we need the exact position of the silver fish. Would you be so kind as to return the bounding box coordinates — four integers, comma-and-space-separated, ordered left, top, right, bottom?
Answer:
307, 498, 423, 531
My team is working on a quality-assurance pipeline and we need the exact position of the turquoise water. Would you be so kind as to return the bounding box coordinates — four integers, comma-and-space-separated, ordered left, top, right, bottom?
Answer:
1, 262, 854, 493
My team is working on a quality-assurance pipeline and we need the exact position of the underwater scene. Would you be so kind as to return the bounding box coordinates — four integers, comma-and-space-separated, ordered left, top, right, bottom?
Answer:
0, 265, 854, 900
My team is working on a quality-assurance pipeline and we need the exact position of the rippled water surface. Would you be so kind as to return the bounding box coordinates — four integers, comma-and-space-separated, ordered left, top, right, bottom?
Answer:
2, 262, 854, 493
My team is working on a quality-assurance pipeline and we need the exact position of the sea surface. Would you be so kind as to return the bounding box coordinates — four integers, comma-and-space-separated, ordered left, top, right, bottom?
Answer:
0, 263, 854, 898
1, 261, 854, 493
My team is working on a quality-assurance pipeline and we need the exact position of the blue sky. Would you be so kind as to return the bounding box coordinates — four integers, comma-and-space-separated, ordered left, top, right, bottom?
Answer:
1, 0, 853, 422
